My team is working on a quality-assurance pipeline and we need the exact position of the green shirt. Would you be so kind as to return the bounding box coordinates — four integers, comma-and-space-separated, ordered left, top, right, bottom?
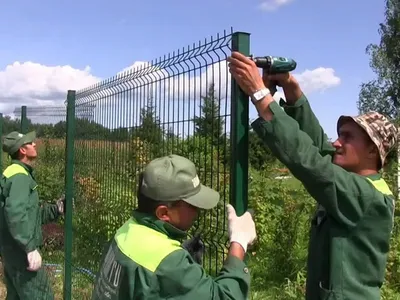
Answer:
91, 211, 251, 300
251, 96, 395, 300
0, 160, 60, 264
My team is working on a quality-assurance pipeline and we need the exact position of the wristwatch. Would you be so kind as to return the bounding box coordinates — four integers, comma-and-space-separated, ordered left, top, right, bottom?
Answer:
251, 87, 270, 102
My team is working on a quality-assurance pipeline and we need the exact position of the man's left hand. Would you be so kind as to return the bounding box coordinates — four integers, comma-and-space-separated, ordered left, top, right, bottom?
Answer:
182, 233, 205, 265
227, 51, 265, 96
56, 195, 65, 215
56, 194, 75, 215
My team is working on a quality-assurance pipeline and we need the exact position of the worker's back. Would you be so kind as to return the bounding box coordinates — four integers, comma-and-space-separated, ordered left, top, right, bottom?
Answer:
92, 210, 252, 300
91, 215, 186, 300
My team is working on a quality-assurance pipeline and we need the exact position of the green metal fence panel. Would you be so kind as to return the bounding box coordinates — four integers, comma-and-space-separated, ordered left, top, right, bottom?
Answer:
64, 29, 247, 298
13, 105, 68, 299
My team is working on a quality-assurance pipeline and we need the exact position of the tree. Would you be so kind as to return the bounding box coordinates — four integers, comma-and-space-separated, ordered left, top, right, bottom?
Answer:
358, 0, 400, 119
1, 115, 21, 134
248, 128, 277, 170
358, 0, 399, 173
193, 83, 225, 146
132, 97, 164, 157
109, 127, 129, 141
52, 119, 111, 140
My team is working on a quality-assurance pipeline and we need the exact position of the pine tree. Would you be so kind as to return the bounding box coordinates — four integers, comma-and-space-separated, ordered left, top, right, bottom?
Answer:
193, 83, 224, 146
132, 96, 164, 157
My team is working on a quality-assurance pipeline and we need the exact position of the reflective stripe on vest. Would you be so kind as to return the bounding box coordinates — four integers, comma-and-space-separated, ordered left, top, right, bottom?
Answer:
366, 178, 393, 197
367, 177, 395, 229
3, 164, 28, 178
114, 218, 181, 272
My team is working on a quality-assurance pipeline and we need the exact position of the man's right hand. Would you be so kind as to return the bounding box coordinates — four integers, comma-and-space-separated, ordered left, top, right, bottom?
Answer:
226, 204, 257, 253
262, 72, 302, 104
262, 71, 292, 88
27, 249, 42, 271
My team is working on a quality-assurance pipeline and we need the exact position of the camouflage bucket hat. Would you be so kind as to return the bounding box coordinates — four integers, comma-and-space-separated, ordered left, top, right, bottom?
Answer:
337, 112, 398, 166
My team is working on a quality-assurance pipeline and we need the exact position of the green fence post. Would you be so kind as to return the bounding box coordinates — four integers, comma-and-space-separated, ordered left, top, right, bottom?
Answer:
230, 32, 250, 216
20, 105, 28, 133
0, 113, 3, 172
64, 90, 76, 300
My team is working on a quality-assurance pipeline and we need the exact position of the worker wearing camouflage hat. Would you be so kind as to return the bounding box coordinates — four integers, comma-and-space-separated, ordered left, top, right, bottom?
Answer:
0, 131, 66, 300
228, 51, 398, 300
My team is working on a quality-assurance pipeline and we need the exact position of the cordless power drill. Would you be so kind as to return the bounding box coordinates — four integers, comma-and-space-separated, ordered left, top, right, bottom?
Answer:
249, 55, 297, 74
249, 55, 297, 96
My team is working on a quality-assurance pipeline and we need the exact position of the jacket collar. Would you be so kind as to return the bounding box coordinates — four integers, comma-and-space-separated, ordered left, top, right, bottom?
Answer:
12, 159, 34, 175
132, 210, 187, 241
365, 172, 382, 181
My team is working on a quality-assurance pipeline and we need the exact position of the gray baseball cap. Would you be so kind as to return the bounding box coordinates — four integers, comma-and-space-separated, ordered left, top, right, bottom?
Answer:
2, 131, 36, 155
141, 154, 220, 209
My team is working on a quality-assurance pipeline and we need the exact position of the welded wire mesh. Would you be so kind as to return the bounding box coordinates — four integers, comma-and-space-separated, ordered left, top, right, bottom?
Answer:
67, 29, 236, 297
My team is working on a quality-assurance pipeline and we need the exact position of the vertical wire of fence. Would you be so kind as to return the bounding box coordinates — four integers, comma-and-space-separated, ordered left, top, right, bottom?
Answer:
13, 105, 68, 299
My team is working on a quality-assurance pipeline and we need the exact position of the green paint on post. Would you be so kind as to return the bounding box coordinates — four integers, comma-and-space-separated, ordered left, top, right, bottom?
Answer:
64, 90, 76, 300
21, 106, 28, 134
230, 32, 250, 216
0, 113, 3, 172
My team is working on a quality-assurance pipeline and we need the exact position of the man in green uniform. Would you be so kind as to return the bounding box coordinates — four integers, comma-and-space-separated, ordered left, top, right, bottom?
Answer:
0, 131, 66, 300
228, 52, 398, 299
91, 154, 257, 300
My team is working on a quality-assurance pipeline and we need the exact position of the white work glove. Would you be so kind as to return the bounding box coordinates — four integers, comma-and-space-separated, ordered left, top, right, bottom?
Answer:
226, 204, 257, 252
27, 250, 42, 271
56, 194, 74, 215
56, 195, 66, 215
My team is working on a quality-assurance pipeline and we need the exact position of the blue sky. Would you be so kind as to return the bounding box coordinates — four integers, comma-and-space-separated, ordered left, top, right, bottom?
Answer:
0, 0, 385, 139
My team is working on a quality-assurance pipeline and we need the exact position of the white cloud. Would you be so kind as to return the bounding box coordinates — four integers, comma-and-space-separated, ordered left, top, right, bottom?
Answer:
273, 67, 341, 100
118, 61, 150, 75
259, 0, 294, 11
296, 67, 341, 93
0, 61, 100, 115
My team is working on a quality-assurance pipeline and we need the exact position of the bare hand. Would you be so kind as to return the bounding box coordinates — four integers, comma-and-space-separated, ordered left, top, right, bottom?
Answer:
262, 71, 291, 88
227, 52, 265, 96
263, 72, 301, 104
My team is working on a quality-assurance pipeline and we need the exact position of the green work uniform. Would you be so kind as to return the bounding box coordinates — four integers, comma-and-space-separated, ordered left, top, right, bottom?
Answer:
0, 160, 61, 300
91, 210, 251, 300
251, 95, 395, 300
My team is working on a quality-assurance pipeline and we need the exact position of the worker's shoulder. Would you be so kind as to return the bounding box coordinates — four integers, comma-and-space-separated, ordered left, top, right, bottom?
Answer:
364, 176, 394, 198
114, 219, 183, 273
3, 164, 30, 179
334, 169, 385, 197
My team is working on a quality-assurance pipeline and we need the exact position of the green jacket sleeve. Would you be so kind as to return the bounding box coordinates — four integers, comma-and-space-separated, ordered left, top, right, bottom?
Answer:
155, 250, 250, 300
4, 174, 37, 253
41, 203, 60, 224
251, 102, 377, 227
279, 94, 335, 156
